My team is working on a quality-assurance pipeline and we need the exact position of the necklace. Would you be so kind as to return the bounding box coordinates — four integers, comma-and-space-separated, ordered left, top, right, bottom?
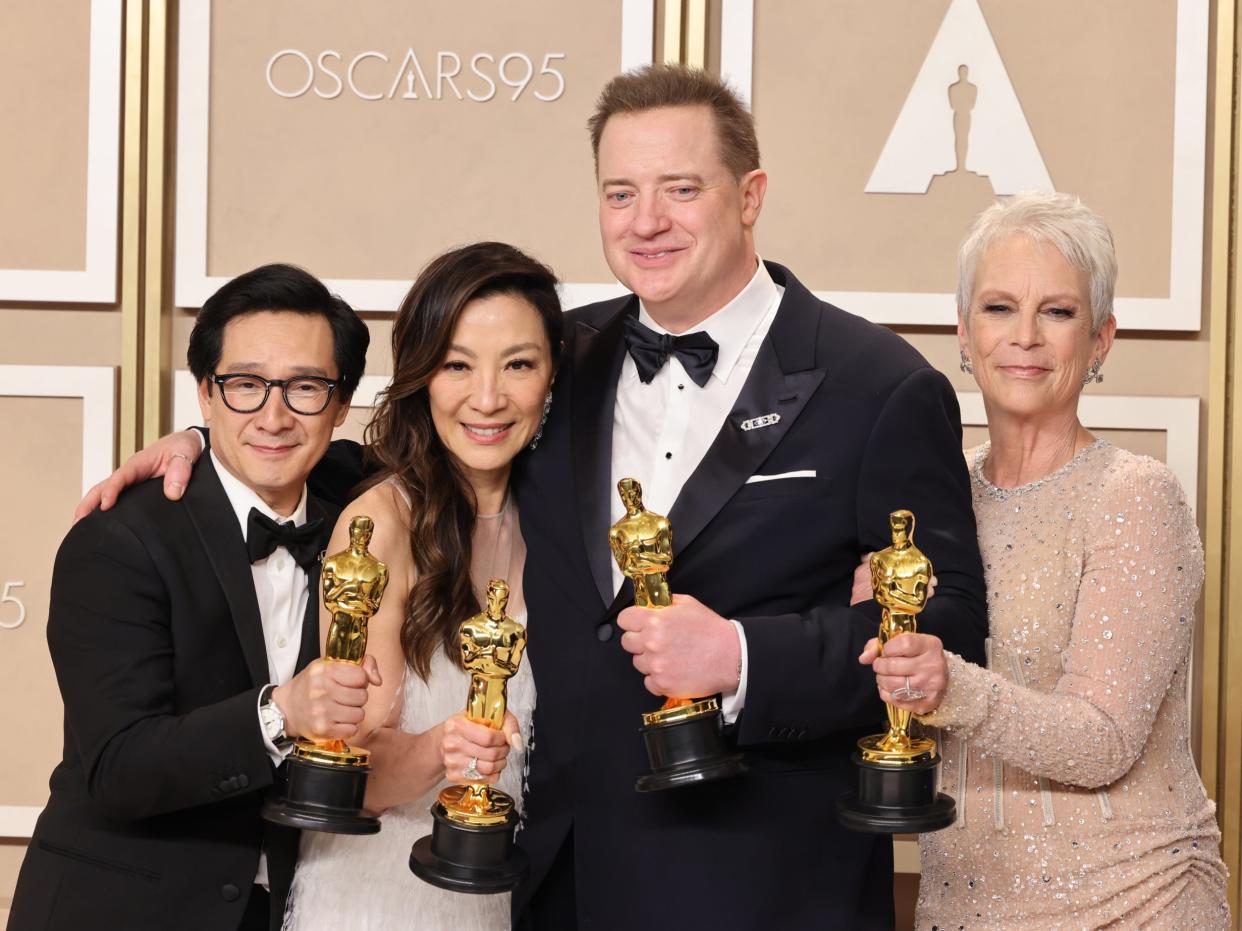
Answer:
478, 491, 516, 592
476, 487, 509, 520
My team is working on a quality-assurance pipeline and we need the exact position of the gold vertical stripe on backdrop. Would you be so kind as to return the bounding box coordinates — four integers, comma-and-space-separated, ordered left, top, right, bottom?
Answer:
1224, 101, 1242, 917
118, 0, 174, 454
118, 0, 147, 459
684, 0, 708, 68
141, 0, 172, 446
1203, 0, 1233, 806
664, 0, 684, 65
1226, 0, 1242, 917
1206, 0, 1242, 917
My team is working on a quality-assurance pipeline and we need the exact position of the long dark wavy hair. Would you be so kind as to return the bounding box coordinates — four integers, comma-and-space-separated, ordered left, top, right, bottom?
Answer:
361, 242, 562, 679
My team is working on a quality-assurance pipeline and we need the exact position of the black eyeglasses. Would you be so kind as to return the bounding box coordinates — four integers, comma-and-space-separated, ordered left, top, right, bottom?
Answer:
208, 373, 340, 415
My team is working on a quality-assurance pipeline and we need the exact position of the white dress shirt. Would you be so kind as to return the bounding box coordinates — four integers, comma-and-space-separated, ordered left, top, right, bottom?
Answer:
212, 451, 311, 701
211, 452, 313, 889
610, 259, 784, 720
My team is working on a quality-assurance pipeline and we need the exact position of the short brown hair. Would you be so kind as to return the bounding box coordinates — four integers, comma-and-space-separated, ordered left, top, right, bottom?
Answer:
587, 65, 760, 179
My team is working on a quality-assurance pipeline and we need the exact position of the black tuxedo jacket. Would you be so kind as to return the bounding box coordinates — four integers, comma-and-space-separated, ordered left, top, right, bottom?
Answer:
8, 457, 332, 931
509, 262, 988, 929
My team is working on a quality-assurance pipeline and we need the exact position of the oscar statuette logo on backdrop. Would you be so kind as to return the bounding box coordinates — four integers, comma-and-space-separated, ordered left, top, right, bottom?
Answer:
865, 0, 1053, 196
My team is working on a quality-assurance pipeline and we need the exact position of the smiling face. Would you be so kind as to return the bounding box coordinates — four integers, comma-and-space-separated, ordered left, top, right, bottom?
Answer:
961, 234, 1115, 426
197, 310, 348, 515
596, 105, 767, 332
427, 292, 554, 491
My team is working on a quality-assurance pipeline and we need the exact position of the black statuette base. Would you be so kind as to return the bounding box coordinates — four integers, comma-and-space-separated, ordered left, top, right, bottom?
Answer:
409, 804, 529, 894
261, 757, 380, 835
635, 709, 746, 793
836, 752, 956, 834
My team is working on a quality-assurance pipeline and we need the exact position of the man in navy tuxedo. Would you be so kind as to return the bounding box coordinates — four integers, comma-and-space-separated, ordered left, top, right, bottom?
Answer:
505, 66, 988, 929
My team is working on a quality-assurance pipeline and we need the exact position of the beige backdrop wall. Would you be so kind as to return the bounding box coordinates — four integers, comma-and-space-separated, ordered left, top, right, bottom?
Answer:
0, 1, 1221, 927
0, 0, 124, 919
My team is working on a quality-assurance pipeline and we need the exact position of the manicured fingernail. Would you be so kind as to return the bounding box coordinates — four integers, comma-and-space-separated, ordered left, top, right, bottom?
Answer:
509, 732, 524, 751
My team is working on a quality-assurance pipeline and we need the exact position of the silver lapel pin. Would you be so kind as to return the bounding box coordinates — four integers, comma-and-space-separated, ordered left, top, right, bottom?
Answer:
739, 413, 781, 432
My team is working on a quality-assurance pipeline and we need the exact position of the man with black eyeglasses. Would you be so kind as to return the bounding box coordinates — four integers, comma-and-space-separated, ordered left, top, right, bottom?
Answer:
9, 265, 379, 931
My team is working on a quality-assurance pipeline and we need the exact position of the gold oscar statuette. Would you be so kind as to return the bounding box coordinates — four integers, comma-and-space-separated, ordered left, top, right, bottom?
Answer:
261, 515, 388, 835
611, 478, 745, 792
292, 515, 390, 766
410, 579, 531, 893
858, 509, 935, 766
439, 579, 527, 827
836, 509, 956, 833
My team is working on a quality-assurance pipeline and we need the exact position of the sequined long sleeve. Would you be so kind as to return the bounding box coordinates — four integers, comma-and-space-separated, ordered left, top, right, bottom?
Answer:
921, 456, 1203, 789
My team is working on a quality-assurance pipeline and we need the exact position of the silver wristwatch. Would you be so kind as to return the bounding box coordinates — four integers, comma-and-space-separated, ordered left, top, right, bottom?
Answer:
259, 684, 294, 752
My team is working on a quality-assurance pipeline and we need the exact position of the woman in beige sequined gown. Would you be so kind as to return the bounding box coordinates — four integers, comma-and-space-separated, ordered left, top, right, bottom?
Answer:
862, 193, 1229, 929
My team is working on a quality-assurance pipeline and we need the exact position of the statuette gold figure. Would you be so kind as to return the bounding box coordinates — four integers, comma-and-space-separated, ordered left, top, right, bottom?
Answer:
610, 479, 697, 718
861, 509, 934, 763
302, 515, 389, 759
409, 578, 531, 891
322, 515, 389, 664
262, 514, 387, 835
610, 478, 745, 792
836, 509, 955, 832
438, 579, 528, 827
609, 477, 673, 608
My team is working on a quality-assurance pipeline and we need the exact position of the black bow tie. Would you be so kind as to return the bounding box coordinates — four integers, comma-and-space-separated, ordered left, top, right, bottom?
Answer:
246, 508, 324, 572
623, 315, 719, 388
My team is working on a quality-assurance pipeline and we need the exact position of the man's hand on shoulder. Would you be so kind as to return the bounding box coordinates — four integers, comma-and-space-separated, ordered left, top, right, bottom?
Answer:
618, 594, 741, 698
273, 655, 383, 742
74, 429, 206, 522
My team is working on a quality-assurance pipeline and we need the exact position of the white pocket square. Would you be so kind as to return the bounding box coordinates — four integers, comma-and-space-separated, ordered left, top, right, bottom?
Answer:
744, 470, 817, 484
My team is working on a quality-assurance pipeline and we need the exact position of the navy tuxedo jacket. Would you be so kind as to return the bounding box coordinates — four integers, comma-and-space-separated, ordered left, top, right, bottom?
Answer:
9, 457, 332, 931
510, 261, 987, 929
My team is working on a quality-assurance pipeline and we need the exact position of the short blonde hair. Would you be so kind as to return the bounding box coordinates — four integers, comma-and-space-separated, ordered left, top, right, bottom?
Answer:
956, 191, 1117, 334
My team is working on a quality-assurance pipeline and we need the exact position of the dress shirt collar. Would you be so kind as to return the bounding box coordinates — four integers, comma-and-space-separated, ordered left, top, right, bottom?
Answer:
636, 257, 780, 385
210, 450, 308, 542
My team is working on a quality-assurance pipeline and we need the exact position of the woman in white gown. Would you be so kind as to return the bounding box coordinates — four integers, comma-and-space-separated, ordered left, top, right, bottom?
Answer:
283, 242, 562, 931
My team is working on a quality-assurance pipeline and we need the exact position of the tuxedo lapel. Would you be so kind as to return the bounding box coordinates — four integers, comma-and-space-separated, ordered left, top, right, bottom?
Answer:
294, 494, 335, 671
668, 270, 827, 559
571, 303, 635, 608
183, 456, 270, 688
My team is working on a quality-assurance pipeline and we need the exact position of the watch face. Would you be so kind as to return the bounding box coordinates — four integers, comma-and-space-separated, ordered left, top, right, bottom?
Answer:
261, 699, 285, 741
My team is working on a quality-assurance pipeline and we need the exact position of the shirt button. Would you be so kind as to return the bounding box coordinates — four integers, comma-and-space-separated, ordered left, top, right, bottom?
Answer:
678, 384, 685, 390
276, 636, 288, 649
665, 452, 672, 459
220, 883, 240, 902
596, 623, 614, 642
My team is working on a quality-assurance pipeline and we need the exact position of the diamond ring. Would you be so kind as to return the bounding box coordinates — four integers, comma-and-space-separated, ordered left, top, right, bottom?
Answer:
462, 757, 483, 781
891, 675, 926, 702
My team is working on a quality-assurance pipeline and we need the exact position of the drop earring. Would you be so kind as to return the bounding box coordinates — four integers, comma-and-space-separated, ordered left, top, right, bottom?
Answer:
1082, 359, 1103, 386
959, 349, 973, 374
528, 390, 553, 450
